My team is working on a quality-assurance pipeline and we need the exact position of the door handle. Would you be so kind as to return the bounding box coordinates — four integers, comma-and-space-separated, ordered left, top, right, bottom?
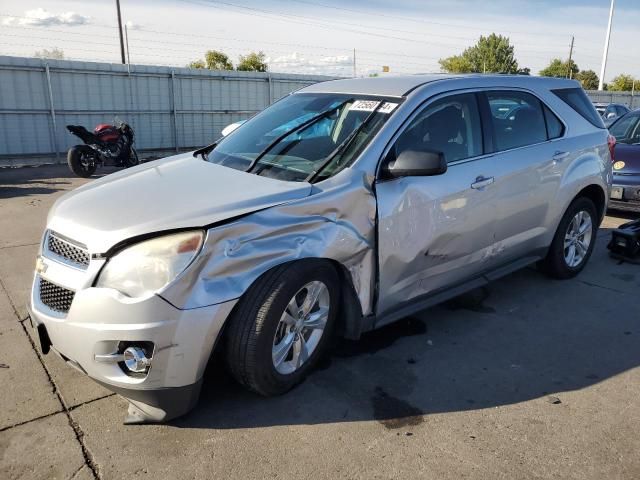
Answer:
471, 176, 494, 189
553, 151, 570, 162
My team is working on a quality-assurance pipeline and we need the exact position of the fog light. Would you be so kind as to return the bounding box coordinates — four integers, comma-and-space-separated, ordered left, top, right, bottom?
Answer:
123, 346, 151, 373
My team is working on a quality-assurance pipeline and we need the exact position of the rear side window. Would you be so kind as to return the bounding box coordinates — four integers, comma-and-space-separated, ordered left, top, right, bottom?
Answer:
486, 91, 547, 151
543, 105, 564, 139
552, 88, 605, 128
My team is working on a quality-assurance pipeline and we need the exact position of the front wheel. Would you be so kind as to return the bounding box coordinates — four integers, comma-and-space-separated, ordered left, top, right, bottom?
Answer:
224, 260, 339, 396
123, 147, 139, 168
67, 146, 97, 178
539, 197, 598, 279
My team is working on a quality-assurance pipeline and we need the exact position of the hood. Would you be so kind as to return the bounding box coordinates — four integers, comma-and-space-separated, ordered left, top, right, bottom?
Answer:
48, 153, 312, 253
613, 143, 640, 174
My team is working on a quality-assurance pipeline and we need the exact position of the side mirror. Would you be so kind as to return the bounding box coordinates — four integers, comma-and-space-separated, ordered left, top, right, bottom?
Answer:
385, 149, 447, 177
606, 112, 617, 119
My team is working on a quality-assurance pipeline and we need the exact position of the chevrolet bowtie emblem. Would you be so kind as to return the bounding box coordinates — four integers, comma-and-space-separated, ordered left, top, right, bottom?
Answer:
35, 256, 48, 274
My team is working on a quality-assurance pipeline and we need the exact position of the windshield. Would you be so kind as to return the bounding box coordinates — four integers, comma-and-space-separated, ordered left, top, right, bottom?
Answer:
207, 93, 399, 182
610, 113, 640, 145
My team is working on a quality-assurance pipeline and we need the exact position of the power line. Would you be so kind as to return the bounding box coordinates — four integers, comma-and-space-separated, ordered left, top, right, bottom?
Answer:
283, 0, 585, 41
1, 6, 637, 77
0, 10, 613, 60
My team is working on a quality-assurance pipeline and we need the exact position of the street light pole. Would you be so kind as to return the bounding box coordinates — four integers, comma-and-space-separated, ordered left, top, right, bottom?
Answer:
115, 0, 126, 64
598, 0, 615, 90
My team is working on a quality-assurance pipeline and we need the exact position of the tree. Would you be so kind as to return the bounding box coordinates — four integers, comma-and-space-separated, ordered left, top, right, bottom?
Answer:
187, 50, 233, 70
34, 47, 64, 60
539, 58, 579, 78
439, 34, 523, 74
205, 50, 233, 70
608, 74, 636, 91
439, 55, 473, 73
237, 51, 268, 72
575, 69, 599, 90
188, 59, 206, 69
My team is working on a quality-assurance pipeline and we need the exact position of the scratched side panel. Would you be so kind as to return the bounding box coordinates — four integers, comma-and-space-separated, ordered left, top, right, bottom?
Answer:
161, 168, 377, 315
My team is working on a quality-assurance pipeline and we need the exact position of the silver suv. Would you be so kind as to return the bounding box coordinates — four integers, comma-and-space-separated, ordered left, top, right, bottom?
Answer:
29, 75, 613, 423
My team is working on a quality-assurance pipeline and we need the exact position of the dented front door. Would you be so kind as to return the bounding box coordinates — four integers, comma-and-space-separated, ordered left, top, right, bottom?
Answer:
375, 157, 501, 318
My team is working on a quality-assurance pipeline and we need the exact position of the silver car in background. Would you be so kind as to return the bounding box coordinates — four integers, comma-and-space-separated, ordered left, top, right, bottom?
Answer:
29, 75, 612, 423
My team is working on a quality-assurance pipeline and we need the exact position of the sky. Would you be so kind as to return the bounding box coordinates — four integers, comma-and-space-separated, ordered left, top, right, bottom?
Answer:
0, 0, 638, 82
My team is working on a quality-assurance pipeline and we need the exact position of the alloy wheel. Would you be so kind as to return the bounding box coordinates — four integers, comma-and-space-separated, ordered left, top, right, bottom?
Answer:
563, 210, 593, 268
272, 281, 330, 375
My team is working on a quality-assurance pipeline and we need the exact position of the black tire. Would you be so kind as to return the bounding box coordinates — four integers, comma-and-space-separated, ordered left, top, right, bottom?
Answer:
124, 148, 139, 168
539, 196, 598, 279
224, 259, 339, 396
67, 146, 97, 178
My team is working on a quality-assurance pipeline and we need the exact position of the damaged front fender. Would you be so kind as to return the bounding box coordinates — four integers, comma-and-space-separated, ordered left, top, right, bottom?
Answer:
161, 168, 378, 318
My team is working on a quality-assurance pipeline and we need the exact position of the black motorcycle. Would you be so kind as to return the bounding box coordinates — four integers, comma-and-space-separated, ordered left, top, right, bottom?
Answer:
66, 121, 138, 177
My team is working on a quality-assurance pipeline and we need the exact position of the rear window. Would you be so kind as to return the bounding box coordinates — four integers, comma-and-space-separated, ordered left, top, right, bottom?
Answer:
552, 88, 605, 128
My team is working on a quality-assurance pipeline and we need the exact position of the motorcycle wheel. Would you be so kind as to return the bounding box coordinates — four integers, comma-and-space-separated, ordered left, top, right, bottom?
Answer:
67, 146, 97, 178
124, 148, 140, 168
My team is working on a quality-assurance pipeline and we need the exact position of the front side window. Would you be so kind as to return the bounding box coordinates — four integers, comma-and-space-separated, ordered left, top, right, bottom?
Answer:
207, 94, 397, 182
610, 113, 640, 145
392, 93, 483, 164
487, 91, 547, 151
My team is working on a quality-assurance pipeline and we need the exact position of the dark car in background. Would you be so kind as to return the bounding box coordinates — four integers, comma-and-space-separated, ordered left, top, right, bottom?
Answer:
608, 110, 640, 212
595, 102, 631, 127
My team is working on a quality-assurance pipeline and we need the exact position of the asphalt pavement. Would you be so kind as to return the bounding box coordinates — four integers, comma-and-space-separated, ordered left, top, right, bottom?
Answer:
1, 165, 639, 479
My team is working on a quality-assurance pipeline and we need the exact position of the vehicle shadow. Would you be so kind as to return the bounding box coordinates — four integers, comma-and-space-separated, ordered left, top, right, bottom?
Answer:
0, 164, 113, 199
175, 235, 640, 431
606, 208, 639, 222
0, 178, 71, 199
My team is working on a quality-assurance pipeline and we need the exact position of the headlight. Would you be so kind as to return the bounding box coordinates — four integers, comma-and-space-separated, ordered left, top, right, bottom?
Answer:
96, 230, 204, 298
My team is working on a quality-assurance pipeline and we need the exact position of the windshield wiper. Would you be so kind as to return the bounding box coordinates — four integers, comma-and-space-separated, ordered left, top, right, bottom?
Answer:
305, 102, 383, 183
245, 99, 352, 174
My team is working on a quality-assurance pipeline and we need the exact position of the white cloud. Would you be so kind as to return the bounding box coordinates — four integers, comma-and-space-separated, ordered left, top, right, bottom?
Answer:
1, 8, 89, 27
267, 52, 353, 75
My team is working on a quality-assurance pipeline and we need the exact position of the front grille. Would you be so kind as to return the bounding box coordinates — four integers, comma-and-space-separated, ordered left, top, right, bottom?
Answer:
47, 231, 90, 268
39, 278, 75, 313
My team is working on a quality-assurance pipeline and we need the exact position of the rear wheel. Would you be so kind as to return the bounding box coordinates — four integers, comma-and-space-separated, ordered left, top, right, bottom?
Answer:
67, 146, 97, 178
224, 260, 339, 396
539, 197, 598, 279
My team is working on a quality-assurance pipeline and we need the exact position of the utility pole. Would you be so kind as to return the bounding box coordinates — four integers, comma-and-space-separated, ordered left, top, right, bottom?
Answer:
598, 0, 615, 90
567, 36, 574, 79
124, 23, 131, 66
115, 0, 126, 64
353, 48, 356, 78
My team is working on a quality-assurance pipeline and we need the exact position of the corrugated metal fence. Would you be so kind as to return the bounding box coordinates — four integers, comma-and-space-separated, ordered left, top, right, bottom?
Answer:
2, 55, 639, 168
585, 90, 640, 109
0, 56, 335, 167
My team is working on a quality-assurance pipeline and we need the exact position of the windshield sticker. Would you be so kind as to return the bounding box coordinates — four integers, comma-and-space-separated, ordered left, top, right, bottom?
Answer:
350, 100, 381, 112
350, 100, 399, 114
378, 102, 398, 114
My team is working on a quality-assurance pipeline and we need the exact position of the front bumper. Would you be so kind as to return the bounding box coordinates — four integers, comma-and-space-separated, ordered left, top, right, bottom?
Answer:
29, 277, 236, 423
